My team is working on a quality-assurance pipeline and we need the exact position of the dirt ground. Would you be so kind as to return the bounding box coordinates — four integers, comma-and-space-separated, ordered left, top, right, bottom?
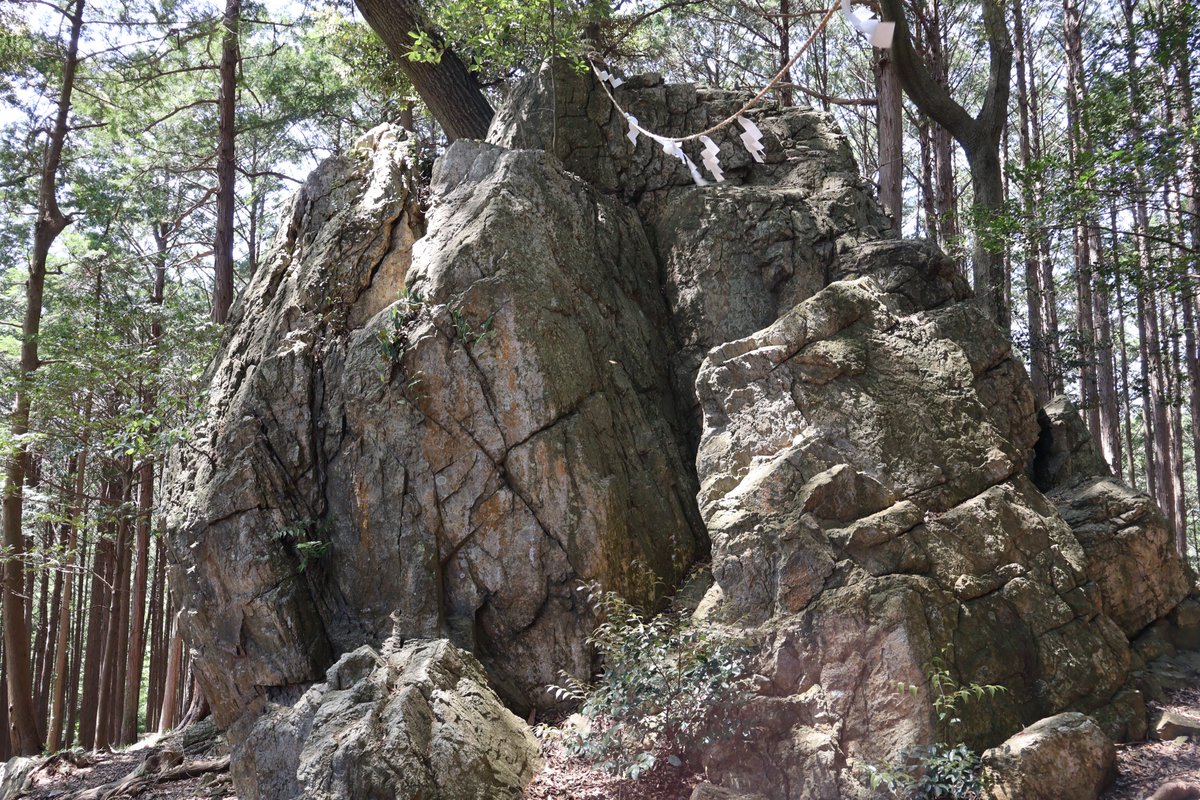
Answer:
1102, 687, 1200, 800
20, 746, 233, 800
16, 688, 1200, 800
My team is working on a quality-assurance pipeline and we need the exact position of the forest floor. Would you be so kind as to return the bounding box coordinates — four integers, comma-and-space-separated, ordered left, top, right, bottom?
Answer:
1102, 686, 1200, 800
12, 688, 1200, 800
16, 720, 233, 800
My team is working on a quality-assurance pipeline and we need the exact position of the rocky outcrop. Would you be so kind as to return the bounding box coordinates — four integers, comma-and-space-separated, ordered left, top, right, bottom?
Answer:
492, 61, 891, 439
165, 128, 704, 729
230, 638, 539, 800
168, 59, 1200, 800
1036, 398, 1192, 638
0, 756, 39, 800
982, 712, 1116, 800
689, 273, 1154, 796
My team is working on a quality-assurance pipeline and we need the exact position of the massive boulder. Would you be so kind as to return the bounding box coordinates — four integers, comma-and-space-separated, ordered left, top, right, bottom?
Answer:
682, 200, 1195, 800
164, 127, 705, 733
167, 59, 1199, 800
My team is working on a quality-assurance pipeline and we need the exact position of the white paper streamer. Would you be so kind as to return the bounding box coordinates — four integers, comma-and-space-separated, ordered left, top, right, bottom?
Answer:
592, 65, 625, 89
840, 0, 895, 48
625, 114, 640, 145
738, 116, 766, 163
699, 135, 725, 182
652, 134, 708, 186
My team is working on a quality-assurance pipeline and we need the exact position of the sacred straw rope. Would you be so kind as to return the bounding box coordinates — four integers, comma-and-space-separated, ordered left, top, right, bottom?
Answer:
587, 0, 844, 144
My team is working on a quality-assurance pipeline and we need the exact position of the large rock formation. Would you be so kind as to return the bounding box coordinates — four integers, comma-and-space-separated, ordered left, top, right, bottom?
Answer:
230, 638, 540, 800
164, 128, 705, 729
167, 60, 1199, 799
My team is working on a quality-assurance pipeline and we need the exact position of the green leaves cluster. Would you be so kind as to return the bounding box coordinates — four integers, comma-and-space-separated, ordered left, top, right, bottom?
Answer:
272, 518, 332, 573
547, 579, 755, 780
866, 743, 986, 800
864, 654, 1006, 799
413, 0, 605, 79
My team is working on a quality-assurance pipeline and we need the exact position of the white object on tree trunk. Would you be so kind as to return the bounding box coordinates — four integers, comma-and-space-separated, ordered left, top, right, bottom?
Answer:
841, 0, 895, 48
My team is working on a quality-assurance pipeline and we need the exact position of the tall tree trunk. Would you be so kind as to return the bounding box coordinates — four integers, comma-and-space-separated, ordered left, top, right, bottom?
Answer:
119, 458, 153, 744
876, 46, 902, 232
778, 0, 794, 106
0, 638, 9, 762
158, 614, 183, 733
1014, 0, 1050, 403
65, 531, 90, 748
1113, 211, 1140, 488
1093, 275, 1121, 477
35, 516, 66, 742
917, 119, 937, 239
212, 0, 240, 324
103, 473, 134, 746
47, 439, 88, 752
146, 535, 166, 733
33, 518, 56, 740
354, 0, 495, 141
1179, 15, 1200, 554
878, 0, 1013, 332
119, 225, 167, 744
2, 0, 85, 755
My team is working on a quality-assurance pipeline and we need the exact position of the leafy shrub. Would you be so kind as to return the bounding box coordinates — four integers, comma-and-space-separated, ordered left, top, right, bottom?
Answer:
863, 653, 1006, 799
271, 518, 332, 573
548, 579, 756, 780
865, 742, 985, 800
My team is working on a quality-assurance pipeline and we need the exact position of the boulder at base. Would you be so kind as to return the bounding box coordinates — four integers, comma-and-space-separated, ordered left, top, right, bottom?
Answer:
230, 638, 540, 800
982, 712, 1115, 800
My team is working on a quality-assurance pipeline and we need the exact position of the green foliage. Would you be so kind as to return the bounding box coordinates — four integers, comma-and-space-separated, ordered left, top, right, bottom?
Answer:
377, 289, 425, 376
864, 654, 1007, 799
450, 307, 494, 348
865, 743, 986, 800
403, 0, 606, 85
546, 579, 755, 780
272, 518, 332, 572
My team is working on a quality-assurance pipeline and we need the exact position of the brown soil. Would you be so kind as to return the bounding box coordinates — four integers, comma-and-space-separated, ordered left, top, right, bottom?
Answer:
522, 734, 703, 800
20, 732, 234, 800
1103, 687, 1200, 800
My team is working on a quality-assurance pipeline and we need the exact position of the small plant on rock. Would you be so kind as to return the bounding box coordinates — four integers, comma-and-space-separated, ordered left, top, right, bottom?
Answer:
377, 289, 425, 378
272, 518, 333, 574
450, 306, 494, 348
864, 653, 1006, 800
547, 578, 756, 780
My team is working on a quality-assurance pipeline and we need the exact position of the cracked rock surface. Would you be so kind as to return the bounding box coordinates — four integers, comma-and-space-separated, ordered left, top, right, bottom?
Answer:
167, 62, 1200, 800
691, 233, 1194, 798
165, 128, 705, 744
230, 638, 540, 800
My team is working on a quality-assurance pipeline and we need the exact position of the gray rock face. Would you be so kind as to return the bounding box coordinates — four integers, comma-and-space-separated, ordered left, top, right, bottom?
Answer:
492, 61, 892, 439
230, 638, 540, 800
168, 63, 1200, 800
0, 756, 40, 800
690, 274, 1147, 795
690, 206, 1189, 793
165, 128, 703, 734
982, 712, 1115, 800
